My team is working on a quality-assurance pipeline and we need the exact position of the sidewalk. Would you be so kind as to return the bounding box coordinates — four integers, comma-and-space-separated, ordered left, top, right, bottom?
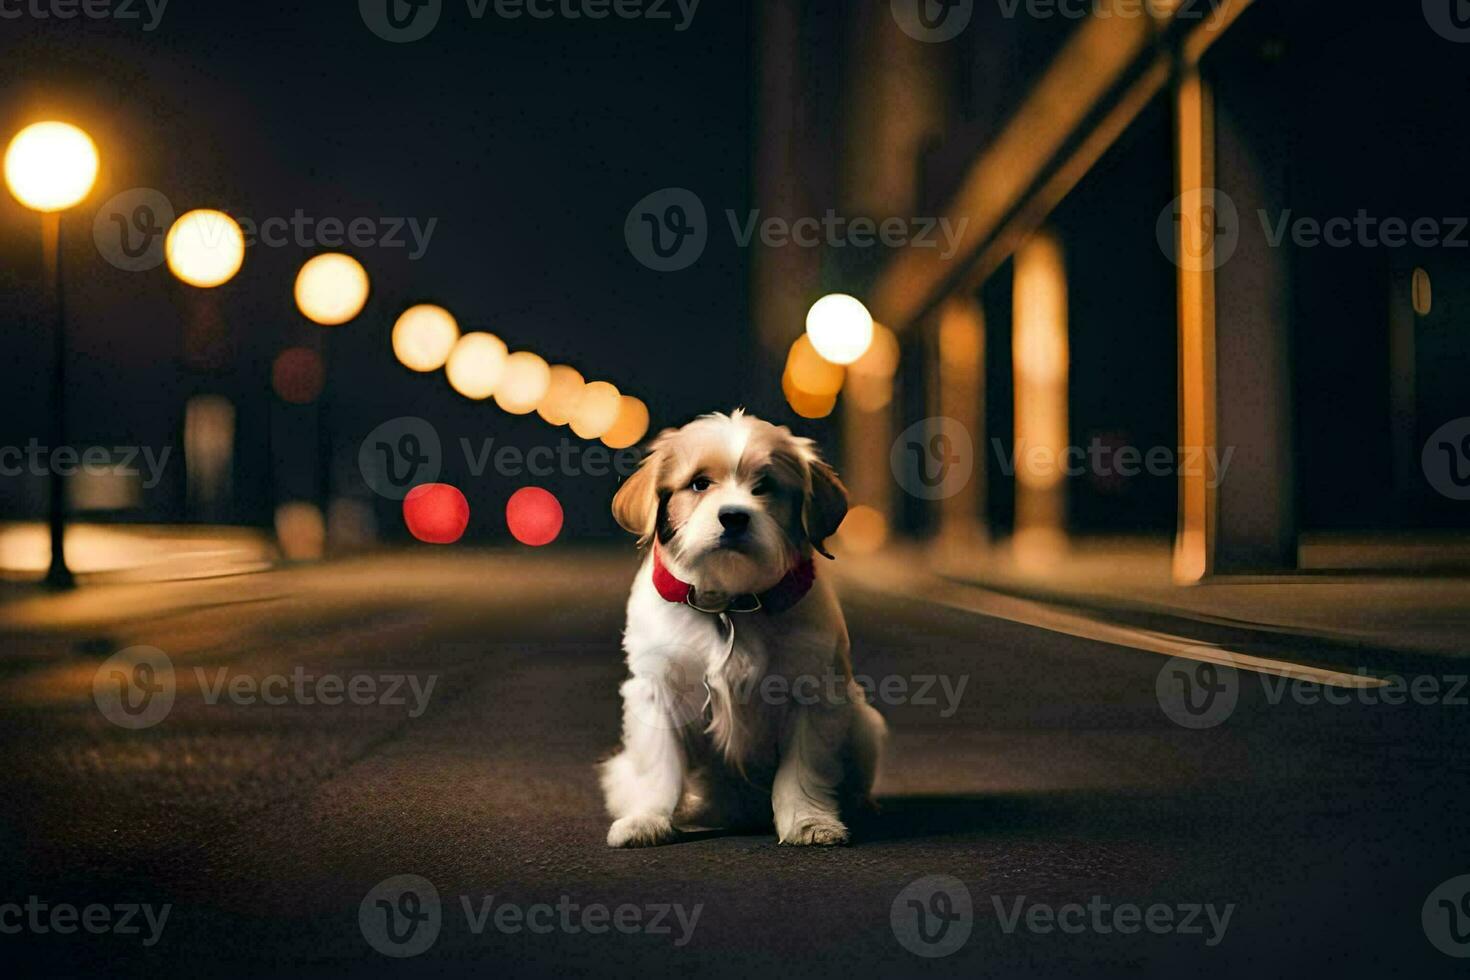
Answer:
844, 533, 1470, 665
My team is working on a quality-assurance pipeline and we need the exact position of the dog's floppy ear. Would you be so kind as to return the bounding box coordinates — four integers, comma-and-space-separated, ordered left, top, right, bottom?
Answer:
612, 434, 668, 545
803, 457, 849, 559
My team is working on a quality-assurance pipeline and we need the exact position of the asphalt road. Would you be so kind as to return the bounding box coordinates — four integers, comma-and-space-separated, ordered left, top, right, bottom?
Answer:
0, 551, 1466, 977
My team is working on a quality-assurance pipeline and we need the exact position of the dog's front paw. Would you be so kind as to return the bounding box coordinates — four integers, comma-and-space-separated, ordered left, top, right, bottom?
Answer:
607, 813, 677, 848
779, 816, 850, 846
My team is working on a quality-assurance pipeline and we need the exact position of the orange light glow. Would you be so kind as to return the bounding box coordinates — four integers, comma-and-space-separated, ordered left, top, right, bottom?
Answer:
445, 332, 508, 400
294, 253, 370, 325
569, 381, 622, 439
166, 209, 246, 288
537, 365, 585, 426
601, 396, 650, 449
782, 369, 836, 419
786, 335, 844, 397
835, 504, 888, 555
4, 121, 98, 212
494, 351, 552, 415
392, 304, 460, 372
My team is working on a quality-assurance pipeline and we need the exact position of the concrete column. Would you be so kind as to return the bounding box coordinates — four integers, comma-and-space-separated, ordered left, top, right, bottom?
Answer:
936, 296, 987, 558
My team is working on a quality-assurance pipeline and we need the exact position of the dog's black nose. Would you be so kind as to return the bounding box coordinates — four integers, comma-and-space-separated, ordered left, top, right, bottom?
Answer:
718, 507, 751, 534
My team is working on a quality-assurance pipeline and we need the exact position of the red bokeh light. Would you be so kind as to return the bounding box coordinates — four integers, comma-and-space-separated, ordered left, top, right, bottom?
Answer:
271, 346, 324, 405
403, 483, 470, 544
506, 486, 563, 546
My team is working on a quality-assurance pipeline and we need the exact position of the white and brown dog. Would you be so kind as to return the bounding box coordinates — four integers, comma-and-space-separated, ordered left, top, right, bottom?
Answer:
600, 409, 886, 847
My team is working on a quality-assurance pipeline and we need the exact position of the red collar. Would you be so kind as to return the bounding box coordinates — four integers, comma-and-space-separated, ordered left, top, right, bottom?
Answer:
651, 546, 815, 615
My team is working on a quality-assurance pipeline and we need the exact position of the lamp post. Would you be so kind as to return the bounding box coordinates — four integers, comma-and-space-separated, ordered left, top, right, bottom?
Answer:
293, 253, 370, 529
4, 121, 100, 589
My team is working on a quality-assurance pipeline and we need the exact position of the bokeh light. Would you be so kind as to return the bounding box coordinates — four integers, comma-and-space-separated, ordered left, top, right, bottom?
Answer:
601, 396, 650, 449
782, 369, 836, 419
494, 351, 552, 415
569, 380, 621, 439
506, 486, 563, 546
166, 209, 246, 288
785, 334, 844, 396
403, 483, 470, 544
805, 293, 874, 365
4, 121, 98, 212
834, 504, 888, 555
392, 304, 460, 372
271, 346, 324, 404
537, 365, 585, 426
293, 253, 369, 325
445, 332, 508, 400
849, 323, 899, 378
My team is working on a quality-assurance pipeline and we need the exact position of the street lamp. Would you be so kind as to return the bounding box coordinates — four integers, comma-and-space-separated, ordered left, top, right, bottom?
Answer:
165, 209, 246, 288
805, 293, 874, 365
4, 121, 100, 588
292, 253, 370, 532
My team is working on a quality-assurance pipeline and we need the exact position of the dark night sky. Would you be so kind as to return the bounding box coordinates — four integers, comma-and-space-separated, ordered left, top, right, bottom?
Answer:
0, 1, 757, 537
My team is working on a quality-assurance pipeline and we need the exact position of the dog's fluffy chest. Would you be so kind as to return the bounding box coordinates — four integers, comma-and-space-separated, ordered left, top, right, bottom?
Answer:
623, 571, 843, 768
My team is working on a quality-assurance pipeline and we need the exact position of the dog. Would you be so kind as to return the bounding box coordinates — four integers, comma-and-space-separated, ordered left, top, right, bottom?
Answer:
599, 409, 887, 847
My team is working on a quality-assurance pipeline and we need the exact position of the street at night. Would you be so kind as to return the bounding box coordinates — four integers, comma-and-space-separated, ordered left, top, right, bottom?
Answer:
5, 0, 1470, 976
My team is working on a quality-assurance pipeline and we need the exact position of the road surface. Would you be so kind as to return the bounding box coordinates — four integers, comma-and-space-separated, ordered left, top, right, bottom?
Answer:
0, 550, 1466, 977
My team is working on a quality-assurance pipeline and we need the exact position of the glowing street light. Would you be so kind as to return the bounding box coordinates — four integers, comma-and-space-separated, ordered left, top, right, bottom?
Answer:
805, 293, 874, 365
166, 209, 245, 288
601, 395, 650, 449
569, 380, 621, 439
5, 120, 101, 588
392, 304, 460, 372
445, 332, 509, 400
494, 351, 552, 415
537, 365, 585, 426
4, 121, 98, 212
294, 253, 370, 325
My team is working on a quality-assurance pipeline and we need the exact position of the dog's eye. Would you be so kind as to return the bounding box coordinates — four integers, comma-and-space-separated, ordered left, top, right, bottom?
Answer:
689, 476, 712, 493
751, 477, 774, 497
